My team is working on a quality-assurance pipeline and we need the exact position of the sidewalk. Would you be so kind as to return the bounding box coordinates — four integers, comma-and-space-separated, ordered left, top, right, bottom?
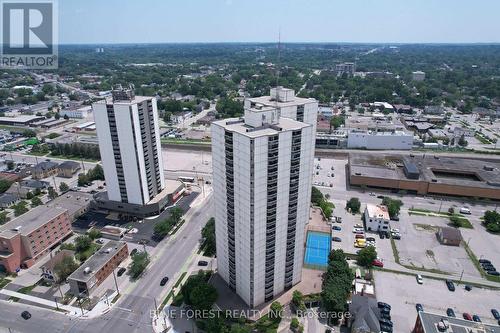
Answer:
0, 289, 81, 316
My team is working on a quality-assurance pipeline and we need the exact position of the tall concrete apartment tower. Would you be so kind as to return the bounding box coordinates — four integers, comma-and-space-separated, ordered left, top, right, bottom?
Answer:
93, 87, 165, 206
212, 88, 318, 307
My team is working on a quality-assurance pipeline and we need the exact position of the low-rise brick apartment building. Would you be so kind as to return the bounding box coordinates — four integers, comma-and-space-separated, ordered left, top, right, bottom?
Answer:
0, 206, 72, 273
68, 240, 128, 297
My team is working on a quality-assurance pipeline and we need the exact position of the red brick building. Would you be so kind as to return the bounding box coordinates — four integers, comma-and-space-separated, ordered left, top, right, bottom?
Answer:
0, 206, 72, 273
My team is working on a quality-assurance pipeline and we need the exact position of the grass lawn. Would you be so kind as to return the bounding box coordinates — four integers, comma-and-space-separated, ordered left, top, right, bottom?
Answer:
0, 278, 11, 289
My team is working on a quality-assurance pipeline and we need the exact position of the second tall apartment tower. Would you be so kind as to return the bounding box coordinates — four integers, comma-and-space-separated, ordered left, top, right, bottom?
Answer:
93, 87, 165, 206
212, 88, 318, 307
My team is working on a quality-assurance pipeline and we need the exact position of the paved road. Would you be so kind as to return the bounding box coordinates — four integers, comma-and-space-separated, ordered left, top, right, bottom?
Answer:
0, 194, 213, 333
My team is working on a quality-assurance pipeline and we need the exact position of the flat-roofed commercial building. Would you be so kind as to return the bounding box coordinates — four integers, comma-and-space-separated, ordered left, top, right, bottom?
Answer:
364, 204, 390, 232
68, 240, 128, 297
349, 153, 500, 200
0, 206, 72, 273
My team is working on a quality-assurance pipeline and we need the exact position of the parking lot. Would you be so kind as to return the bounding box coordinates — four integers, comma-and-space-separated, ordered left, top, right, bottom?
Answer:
392, 213, 481, 279
72, 192, 199, 246
374, 270, 500, 333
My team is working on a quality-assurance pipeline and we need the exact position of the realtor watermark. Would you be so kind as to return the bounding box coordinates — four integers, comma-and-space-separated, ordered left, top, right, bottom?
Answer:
0, 0, 58, 69
151, 308, 351, 321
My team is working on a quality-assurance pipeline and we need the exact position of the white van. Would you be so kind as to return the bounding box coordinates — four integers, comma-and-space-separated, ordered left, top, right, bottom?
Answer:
459, 207, 471, 215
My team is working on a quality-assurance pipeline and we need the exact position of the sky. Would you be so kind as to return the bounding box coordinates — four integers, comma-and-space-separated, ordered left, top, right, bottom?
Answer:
59, 0, 500, 44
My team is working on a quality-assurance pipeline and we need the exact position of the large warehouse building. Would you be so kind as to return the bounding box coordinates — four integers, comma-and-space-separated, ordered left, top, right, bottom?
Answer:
348, 153, 500, 200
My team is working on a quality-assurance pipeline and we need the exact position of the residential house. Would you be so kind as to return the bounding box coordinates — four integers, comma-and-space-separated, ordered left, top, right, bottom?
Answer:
57, 161, 81, 178
31, 161, 59, 180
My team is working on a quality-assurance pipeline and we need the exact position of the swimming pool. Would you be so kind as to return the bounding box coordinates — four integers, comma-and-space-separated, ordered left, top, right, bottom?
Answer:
304, 231, 331, 268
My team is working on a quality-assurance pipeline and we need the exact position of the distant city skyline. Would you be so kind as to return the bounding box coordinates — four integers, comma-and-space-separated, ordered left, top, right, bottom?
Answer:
59, 0, 500, 44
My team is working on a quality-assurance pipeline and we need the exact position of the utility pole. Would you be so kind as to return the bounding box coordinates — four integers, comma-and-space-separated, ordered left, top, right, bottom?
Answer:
54, 297, 59, 310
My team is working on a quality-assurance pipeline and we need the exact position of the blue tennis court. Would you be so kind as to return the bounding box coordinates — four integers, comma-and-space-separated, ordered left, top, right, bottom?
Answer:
304, 231, 331, 267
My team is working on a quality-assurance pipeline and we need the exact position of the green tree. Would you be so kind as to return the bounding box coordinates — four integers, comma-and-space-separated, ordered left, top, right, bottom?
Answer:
48, 186, 58, 199
53, 255, 79, 282
483, 210, 500, 233
169, 207, 184, 224
74, 235, 92, 253
291, 290, 306, 313
78, 173, 89, 186
129, 251, 150, 279
13, 201, 29, 216
346, 197, 361, 213
269, 301, 283, 323
290, 318, 300, 330
87, 229, 102, 240
321, 249, 353, 324
382, 197, 403, 218
357, 246, 377, 267
0, 211, 10, 224
163, 111, 172, 123
0, 179, 12, 193
6, 160, 15, 170
59, 182, 69, 193
458, 134, 468, 147
330, 115, 345, 130
190, 282, 218, 311
201, 217, 216, 256
31, 196, 42, 207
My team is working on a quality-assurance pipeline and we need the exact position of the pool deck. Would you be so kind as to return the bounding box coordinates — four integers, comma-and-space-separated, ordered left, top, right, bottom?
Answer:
307, 206, 331, 234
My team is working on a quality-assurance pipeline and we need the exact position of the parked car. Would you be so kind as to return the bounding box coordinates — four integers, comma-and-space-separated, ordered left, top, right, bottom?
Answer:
390, 216, 400, 221
391, 233, 401, 240
446, 308, 455, 317
491, 309, 500, 320
117, 267, 126, 277
460, 207, 471, 215
366, 237, 376, 242
445, 279, 455, 292
464, 285, 472, 291
380, 313, 391, 321
21, 311, 31, 320
130, 248, 138, 256
416, 303, 424, 312
379, 324, 393, 333
463, 313, 473, 321
379, 319, 393, 327
369, 192, 376, 196
487, 271, 500, 276
479, 259, 491, 264
198, 260, 208, 266
160, 277, 169, 286
472, 315, 481, 322
372, 259, 384, 268
378, 302, 391, 310
332, 237, 342, 242
416, 274, 423, 284
377, 195, 385, 199
332, 226, 341, 231
355, 234, 365, 239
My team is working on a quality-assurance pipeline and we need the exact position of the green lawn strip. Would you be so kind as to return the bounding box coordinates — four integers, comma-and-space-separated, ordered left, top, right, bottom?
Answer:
48, 153, 99, 163
0, 278, 11, 289
159, 271, 188, 311
373, 267, 500, 290
462, 241, 500, 283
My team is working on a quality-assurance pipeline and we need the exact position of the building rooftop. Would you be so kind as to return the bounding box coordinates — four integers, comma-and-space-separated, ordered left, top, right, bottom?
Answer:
349, 153, 500, 190
68, 240, 127, 283
213, 116, 310, 138
0, 206, 68, 239
365, 204, 390, 220
48, 191, 93, 218
417, 311, 499, 333
58, 160, 81, 170
0, 115, 44, 123
439, 227, 462, 241
32, 161, 59, 173
349, 295, 381, 333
